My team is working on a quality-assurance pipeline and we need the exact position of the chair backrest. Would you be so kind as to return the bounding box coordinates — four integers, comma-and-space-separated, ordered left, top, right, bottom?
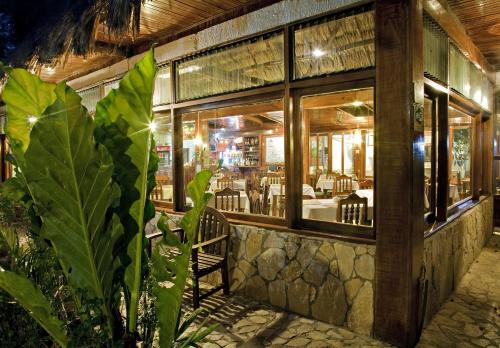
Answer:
336, 193, 368, 225
267, 172, 283, 185
214, 187, 241, 212
333, 174, 353, 196
248, 190, 262, 214
217, 177, 234, 190
198, 207, 230, 257
359, 179, 374, 189
262, 184, 270, 215
272, 194, 286, 218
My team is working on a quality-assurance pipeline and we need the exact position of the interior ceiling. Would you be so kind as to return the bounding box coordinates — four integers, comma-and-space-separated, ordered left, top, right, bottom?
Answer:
41, 0, 280, 83
447, 0, 500, 71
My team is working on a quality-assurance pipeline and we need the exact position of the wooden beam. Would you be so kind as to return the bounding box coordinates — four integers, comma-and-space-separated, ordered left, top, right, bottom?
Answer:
374, 1, 425, 347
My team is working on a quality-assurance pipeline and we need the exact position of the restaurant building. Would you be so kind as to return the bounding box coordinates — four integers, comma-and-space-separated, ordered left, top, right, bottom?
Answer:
0, 0, 498, 347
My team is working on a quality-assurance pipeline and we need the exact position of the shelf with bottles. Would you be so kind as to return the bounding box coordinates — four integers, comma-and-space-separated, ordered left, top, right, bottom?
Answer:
243, 136, 260, 167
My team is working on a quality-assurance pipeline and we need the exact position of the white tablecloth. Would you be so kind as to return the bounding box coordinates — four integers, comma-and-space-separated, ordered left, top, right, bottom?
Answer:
160, 185, 173, 201
303, 189, 373, 223
315, 174, 359, 191
210, 179, 246, 191
268, 184, 316, 198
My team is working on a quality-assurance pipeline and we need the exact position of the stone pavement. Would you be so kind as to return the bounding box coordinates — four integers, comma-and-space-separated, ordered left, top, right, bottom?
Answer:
417, 233, 500, 348
182, 286, 391, 347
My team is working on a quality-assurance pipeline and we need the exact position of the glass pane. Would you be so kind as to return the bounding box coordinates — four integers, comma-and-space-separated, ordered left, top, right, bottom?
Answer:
182, 100, 285, 218
302, 88, 374, 225
423, 14, 448, 83
294, 10, 375, 80
78, 87, 100, 113
152, 111, 173, 203
424, 98, 437, 213
176, 33, 284, 101
332, 135, 342, 173
365, 131, 374, 177
153, 64, 171, 106
318, 134, 329, 173
309, 136, 318, 175
343, 133, 354, 175
448, 107, 473, 206
449, 45, 471, 98
470, 62, 483, 105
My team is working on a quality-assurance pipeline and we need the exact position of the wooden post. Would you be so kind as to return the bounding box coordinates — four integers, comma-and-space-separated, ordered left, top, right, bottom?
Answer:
374, 1, 425, 347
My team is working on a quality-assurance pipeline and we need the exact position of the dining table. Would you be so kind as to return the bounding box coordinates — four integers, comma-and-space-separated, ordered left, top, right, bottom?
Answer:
209, 178, 247, 192
302, 189, 373, 223
268, 183, 316, 199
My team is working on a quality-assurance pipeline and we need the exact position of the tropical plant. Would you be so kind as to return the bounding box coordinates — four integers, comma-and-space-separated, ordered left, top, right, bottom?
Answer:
0, 49, 216, 347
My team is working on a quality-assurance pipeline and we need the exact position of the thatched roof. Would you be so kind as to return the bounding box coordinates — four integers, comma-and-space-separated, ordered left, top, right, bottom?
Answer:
0, 0, 141, 68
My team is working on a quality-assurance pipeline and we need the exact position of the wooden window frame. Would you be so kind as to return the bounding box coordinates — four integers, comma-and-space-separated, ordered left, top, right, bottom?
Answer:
291, 79, 375, 239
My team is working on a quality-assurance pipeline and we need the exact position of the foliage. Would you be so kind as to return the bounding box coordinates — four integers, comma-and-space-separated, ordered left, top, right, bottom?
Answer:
94, 50, 158, 333
452, 128, 470, 172
152, 170, 214, 347
0, 49, 216, 348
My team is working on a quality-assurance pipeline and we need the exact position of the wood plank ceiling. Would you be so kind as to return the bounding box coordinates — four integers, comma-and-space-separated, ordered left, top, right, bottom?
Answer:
447, 0, 500, 71
41, 0, 280, 83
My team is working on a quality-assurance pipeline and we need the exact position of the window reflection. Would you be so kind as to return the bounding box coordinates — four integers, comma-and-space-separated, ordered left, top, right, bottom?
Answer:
448, 107, 472, 206
151, 111, 173, 203
302, 88, 374, 226
182, 100, 286, 218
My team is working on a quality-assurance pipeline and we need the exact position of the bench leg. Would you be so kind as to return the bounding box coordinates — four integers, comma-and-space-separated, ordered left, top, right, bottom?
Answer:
192, 275, 200, 309
222, 263, 230, 296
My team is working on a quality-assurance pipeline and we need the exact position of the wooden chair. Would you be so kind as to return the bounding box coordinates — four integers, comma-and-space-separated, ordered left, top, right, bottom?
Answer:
262, 184, 270, 215
144, 207, 230, 309
272, 194, 286, 218
266, 172, 283, 185
215, 187, 242, 212
333, 174, 353, 196
217, 177, 234, 190
191, 207, 231, 308
359, 179, 374, 189
336, 193, 368, 225
248, 190, 262, 214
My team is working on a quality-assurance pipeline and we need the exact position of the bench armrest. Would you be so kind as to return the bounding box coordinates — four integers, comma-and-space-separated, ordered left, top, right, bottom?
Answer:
192, 234, 228, 249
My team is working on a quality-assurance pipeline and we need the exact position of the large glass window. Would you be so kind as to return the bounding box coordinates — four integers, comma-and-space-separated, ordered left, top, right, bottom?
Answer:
182, 99, 285, 218
302, 87, 374, 226
176, 33, 284, 101
151, 111, 173, 204
294, 9, 375, 80
448, 107, 473, 206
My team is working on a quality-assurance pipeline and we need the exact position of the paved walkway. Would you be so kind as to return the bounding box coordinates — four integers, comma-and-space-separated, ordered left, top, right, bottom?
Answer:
184, 233, 500, 347
417, 233, 500, 348
183, 287, 391, 347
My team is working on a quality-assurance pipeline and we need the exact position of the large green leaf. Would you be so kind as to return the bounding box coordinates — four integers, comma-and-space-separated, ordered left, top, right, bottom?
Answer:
153, 170, 213, 348
1, 67, 56, 156
0, 270, 68, 347
23, 83, 123, 335
94, 49, 158, 331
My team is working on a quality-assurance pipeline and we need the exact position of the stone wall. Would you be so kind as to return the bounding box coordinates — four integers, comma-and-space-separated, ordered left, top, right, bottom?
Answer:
223, 225, 376, 336
423, 197, 493, 326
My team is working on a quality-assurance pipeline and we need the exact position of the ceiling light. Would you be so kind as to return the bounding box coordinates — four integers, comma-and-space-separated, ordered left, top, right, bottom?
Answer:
312, 49, 325, 58
44, 67, 56, 75
352, 101, 363, 107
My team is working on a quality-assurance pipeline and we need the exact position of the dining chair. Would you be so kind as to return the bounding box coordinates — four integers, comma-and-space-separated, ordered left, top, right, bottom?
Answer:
336, 193, 368, 225
215, 187, 242, 212
267, 172, 283, 185
333, 174, 353, 196
217, 177, 234, 190
359, 179, 374, 189
248, 190, 262, 214
262, 184, 270, 215
272, 194, 286, 218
